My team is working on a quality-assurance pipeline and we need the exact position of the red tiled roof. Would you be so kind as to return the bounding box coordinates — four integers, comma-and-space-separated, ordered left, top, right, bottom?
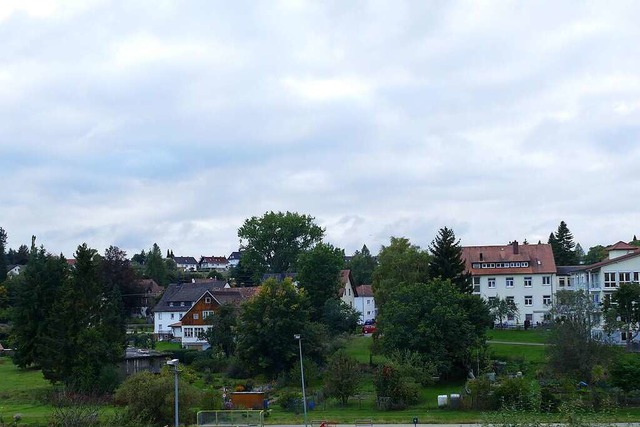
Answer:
580, 250, 640, 272
201, 256, 228, 263
461, 242, 556, 275
606, 241, 639, 251
355, 285, 373, 297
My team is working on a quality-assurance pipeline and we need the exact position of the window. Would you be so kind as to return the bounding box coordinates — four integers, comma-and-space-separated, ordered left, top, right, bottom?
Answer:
474, 285, 480, 293
472, 263, 481, 269
543, 276, 551, 285
506, 277, 514, 288
619, 272, 631, 283
593, 294, 600, 304
193, 313, 199, 320
159, 324, 162, 330
604, 272, 616, 288
171, 313, 174, 319
473, 277, 481, 285
543, 295, 552, 306
488, 278, 496, 288
180, 302, 185, 307
634, 272, 639, 282
506, 296, 515, 304
524, 295, 533, 306
204, 297, 212, 304
202, 311, 214, 319
184, 328, 193, 338
522, 262, 529, 267
559, 277, 566, 287
158, 312, 163, 320
473, 277, 480, 292
488, 296, 497, 304
367, 300, 370, 305
524, 277, 532, 287
169, 302, 174, 307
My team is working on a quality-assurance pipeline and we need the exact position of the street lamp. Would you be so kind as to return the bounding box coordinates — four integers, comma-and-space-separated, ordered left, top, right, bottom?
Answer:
167, 358, 180, 427
294, 334, 308, 427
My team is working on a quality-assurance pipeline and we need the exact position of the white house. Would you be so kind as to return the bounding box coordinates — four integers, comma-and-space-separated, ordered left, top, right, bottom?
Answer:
227, 251, 242, 268
153, 279, 227, 340
199, 256, 229, 271
339, 270, 358, 308
173, 256, 199, 272
354, 285, 376, 324
462, 241, 557, 326
569, 241, 640, 344
6, 264, 23, 278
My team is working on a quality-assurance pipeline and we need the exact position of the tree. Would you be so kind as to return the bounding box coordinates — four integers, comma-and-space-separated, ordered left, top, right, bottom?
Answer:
296, 242, 345, 319
322, 299, 360, 335
427, 227, 472, 294
238, 211, 324, 283
131, 250, 147, 265
630, 235, 640, 248
372, 237, 430, 310
546, 290, 613, 381
575, 243, 585, 264
145, 243, 168, 285
102, 246, 140, 317
236, 278, 324, 377
200, 303, 237, 357
603, 282, 640, 351
0, 227, 7, 281
487, 296, 519, 326
584, 245, 608, 265
548, 221, 578, 266
11, 247, 68, 368
323, 350, 361, 406
347, 244, 377, 286
40, 244, 126, 392
379, 278, 491, 375
228, 260, 253, 287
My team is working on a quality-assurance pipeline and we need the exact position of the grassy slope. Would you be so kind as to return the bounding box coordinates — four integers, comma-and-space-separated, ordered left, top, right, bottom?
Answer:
0, 357, 54, 426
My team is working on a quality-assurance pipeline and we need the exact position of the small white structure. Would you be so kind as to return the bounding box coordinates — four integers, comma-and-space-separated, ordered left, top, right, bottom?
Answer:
354, 285, 376, 324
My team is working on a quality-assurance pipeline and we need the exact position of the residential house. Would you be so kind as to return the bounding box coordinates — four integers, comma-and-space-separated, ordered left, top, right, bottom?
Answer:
153, 279, 227, 340
569, 241, 640, 343
178, 288, 257, 350
339, 270, 358, 308
462, 241, 557, 326
6, 264, 22, 278
199, 256, 229, 271
173, 256, 199, 272
354, 285, 376, 324
135, 279, 163, 317
227, 251, 242, 268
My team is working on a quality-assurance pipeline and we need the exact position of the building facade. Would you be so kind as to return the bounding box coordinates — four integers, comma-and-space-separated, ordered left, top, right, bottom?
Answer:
462, 241, 557, 326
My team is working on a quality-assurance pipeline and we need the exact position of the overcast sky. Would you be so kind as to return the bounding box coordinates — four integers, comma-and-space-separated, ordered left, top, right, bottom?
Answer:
1, 0, 639, 259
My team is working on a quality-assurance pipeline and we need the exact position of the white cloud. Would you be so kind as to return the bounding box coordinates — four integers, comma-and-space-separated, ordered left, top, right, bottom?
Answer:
282, 77, 372, 102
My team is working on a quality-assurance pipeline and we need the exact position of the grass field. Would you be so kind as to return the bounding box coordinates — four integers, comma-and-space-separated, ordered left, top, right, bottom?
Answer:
487, 328, 551, 343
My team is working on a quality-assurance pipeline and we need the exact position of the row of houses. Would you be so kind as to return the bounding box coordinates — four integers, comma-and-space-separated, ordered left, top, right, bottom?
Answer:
155, 239, 640, 349
172, 252, 242, 272
153, 269, 377, 349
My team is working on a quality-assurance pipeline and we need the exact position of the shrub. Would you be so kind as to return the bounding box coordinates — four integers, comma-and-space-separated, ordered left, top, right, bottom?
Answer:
374, 364, 419, 410
492, 377, 539, 410
278, 390, 303, 412
466, 377, 495, 410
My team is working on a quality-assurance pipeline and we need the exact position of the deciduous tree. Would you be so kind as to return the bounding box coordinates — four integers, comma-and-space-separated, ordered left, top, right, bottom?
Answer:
347, 244, 377, 286
487, 295, 519, 326
603, 282, 640, 351
200, 303, 237, 357
296, 242, 344, 319
584, 245, 608, 265
238, 211, 324, 283
427, 227, 471, 294
323, 350, 361, 406
372, 237, 430, 310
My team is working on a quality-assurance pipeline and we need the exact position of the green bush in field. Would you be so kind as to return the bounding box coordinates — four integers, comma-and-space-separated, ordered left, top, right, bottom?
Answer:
374, 364, 419, 410
492, 377, 539, 410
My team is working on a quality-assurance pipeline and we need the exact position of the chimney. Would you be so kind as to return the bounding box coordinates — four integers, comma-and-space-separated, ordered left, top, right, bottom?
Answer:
512, 240, 519, 255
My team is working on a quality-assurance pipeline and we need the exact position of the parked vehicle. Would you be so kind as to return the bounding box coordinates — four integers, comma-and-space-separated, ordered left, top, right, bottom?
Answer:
362, 324, 377, 334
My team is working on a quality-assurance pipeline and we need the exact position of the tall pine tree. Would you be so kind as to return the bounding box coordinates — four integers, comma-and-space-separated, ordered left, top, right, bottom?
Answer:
347, 244, 377, 286
0, 227, 7, 281
427, 227, 472, 294
549, 221, 578, 266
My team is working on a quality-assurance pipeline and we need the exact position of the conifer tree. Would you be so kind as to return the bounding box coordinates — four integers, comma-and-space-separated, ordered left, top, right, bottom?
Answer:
427, 227, 472, 294
347, 244, 378, 286
549, 221, 578, 266
0, 227, 7, 281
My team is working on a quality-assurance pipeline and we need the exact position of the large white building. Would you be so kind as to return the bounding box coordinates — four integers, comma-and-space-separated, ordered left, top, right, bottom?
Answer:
462, 241, 557, 326
354, 285, 376, 324
569, 241, 640, 343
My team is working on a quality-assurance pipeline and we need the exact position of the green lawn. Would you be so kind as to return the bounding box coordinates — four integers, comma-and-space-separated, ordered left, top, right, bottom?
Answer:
155, 341, 182, 351
487, 328, 550, 343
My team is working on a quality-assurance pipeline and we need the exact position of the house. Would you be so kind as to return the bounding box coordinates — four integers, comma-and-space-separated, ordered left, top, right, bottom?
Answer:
339, 270, 358, 308
152, 279, 228, 340
227, 251, 242, 268
199, 256, 229, 271
6, 264, 22, 277
569, 241, 640, 343
354, 285, 376, 324
173, 256, 199, 272
135, 279, 163, 317
179, 288, 257, 350
462, 241, 557, 326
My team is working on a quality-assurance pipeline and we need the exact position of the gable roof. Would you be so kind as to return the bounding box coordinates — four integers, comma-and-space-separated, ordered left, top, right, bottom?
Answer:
201, 256, 228, 264
577, 250, 640, 273
138, 279, 162, 296
606, 241, 639, 251
154, 280, 228, 312
228, 251, 242, 261
173, 256, 198, 265
355, 285, 373, 298
462, 242, 557, 275
339, 269, 358, 297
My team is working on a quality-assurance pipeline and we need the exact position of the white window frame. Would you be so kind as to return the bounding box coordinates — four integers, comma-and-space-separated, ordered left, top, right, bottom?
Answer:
524, 277, 532, 287
506, 277, 514, 288
543, 276, 551, 286
524, 296, 533, 306
543, 295, 552, 306
488, 278, 496, 288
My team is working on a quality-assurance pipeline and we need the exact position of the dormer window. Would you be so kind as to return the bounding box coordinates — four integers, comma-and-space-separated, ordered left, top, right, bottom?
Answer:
169, 302, 173, 307
205, 297, 212, 304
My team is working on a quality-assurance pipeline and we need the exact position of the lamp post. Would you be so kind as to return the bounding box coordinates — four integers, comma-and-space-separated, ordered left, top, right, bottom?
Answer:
167, 358, 180, 427
294, 334, 308, 427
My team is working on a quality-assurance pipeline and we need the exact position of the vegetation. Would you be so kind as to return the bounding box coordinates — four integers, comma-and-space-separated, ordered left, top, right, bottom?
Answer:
488, 295, 520, 326
346, 244, 377, 286
603, 282, 640, 351
428, 226, 472, 294
548, 220, 579, 266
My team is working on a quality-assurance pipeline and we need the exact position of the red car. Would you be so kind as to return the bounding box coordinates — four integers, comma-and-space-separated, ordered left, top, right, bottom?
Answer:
362, 324, 377, 334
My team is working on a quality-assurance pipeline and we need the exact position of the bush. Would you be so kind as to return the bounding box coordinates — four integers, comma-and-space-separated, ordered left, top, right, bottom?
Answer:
610, 353, 640, 392
168, 348, 200, 365
388, 350, 437, 387
466, 377, 495, 410
114, 370, 202, 426
278, 390, 303, 412
492, 377, 539, 410
374, 364, 419, 410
